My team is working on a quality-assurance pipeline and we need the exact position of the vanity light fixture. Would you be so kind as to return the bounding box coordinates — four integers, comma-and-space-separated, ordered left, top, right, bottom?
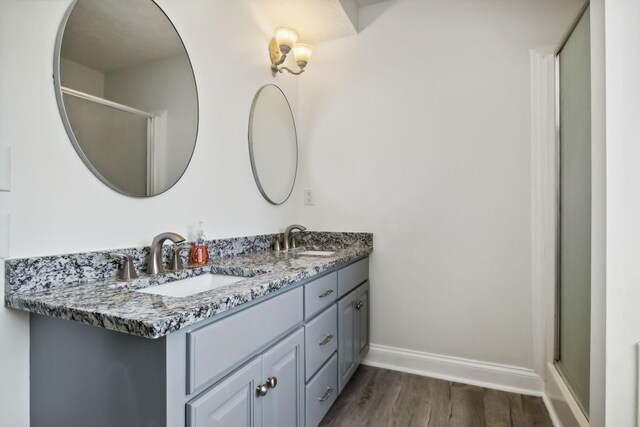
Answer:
269, 27, 313, 76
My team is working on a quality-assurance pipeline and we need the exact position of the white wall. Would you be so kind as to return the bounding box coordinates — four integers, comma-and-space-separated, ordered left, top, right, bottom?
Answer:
603, 0, 640, 425
0, 0, 301, 425
59, 57, 105, 97
298, 0, 581, 371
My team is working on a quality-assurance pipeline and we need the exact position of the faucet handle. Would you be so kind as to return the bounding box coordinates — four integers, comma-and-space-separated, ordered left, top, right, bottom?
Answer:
109, 253, 138, 280
273, 237, 282, 252
168, 247, 184, 272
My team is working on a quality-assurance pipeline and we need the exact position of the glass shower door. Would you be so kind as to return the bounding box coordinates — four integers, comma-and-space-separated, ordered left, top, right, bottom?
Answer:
556, 4, 591, 416
63, 91, 152, 196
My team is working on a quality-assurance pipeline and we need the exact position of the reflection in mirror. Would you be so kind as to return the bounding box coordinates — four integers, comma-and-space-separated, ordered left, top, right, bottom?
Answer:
249, 85, 298, 205
54, 0, 198, 197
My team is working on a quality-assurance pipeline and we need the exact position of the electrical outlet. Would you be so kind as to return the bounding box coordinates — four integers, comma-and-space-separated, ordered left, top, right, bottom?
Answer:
304, 189, 314, 206
0, 147, 10, 192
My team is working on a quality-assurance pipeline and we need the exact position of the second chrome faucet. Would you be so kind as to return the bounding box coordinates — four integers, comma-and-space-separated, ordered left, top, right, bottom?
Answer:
275, 224, 306, 251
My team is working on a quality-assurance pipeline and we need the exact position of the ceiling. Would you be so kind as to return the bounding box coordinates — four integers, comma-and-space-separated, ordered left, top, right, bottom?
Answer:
61, 0, 186, 73
61, 0, 390, 72
255, 0, 390, 44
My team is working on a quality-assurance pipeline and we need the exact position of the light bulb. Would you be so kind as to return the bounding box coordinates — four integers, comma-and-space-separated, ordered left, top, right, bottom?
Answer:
293, 43, 313, 67
275, 27, 298, 53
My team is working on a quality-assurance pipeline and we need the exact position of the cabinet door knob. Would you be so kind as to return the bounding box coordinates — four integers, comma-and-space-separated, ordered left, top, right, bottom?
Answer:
318, 387, 334, 402
318, 289, 334, 298
266, 376, 278, 389
256, 384, 269, 397
354, 301, 364, 310
318, 334, 334, 346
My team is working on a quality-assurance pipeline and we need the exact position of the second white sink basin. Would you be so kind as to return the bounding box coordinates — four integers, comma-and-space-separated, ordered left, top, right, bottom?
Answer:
136, 274, 246, 298
296, 250, 336, 257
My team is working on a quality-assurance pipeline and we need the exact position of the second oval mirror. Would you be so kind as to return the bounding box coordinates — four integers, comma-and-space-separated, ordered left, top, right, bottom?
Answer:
55, 0, 199, 197
249, 85, 298, 205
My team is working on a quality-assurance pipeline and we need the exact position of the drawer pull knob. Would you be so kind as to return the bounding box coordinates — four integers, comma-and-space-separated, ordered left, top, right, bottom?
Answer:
318, 289, 334, 298
266, 376, 278, 389
318, 387, 334, 402
318, 334, 334, 346
256, 384, 269, 397
354, 301, 364, 310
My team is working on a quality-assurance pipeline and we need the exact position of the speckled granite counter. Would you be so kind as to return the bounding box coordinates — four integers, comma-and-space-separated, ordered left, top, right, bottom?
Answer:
4, 232, 372, 338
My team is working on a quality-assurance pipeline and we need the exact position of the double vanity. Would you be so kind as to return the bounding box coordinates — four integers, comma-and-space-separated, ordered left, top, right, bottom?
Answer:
13, 1, 370, 424
5, 231, 372, 427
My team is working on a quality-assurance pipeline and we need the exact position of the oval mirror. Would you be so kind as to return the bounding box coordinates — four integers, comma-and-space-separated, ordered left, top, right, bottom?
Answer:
248, 85, 298, 205
54, 0, 199, 197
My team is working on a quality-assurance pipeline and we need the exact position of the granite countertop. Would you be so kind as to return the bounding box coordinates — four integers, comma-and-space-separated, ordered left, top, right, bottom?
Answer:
5, 232, 372, 339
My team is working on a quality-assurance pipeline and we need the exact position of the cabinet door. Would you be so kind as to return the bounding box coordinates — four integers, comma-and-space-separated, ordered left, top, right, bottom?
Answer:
356, 281, 370, 362
261, 328, 304, 427
337, 290, 357, 393
186, 357, 262, 427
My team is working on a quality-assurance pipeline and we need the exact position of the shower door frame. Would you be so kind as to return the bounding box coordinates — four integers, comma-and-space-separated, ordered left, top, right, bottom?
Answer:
553, 0, 591, 418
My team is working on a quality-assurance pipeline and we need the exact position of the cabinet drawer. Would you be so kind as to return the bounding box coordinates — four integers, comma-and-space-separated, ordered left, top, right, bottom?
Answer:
187, 287, 303, 393
337, 258, 369, 297
305, 354, 338, 427
305, 304, 337, 381
304, 272, 337, 319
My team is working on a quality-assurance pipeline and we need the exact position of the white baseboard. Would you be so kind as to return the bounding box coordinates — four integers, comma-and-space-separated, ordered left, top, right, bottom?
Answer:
362, 343, 545, 396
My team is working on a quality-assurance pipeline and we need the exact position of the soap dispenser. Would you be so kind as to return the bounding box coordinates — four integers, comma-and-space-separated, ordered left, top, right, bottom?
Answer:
190, 221, 209, 266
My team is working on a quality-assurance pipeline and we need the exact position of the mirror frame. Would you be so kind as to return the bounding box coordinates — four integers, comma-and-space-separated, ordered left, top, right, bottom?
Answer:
248, 84, 298, 205
53, 0, 200, 198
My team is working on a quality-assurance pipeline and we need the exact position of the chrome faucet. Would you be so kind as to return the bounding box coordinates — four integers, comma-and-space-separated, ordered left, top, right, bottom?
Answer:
282, 224, 306, 251
147, 232, 186, 275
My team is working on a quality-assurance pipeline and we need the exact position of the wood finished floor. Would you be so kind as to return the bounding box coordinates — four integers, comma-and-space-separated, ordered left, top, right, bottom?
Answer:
319, 366, 553, 427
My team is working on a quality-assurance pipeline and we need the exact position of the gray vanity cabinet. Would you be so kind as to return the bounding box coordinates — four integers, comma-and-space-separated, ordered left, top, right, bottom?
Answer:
29, 256, 370, 427
187, 328, 304, 427
337, 280, 370, 394
186, 357, 262, 427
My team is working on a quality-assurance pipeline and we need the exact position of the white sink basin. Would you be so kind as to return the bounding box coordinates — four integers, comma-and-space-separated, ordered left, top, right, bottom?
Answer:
295, 250, 336, 257
136, 274, 246, 298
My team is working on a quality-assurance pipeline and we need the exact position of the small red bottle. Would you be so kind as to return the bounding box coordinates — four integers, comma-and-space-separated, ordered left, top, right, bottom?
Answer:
190, 221, 209, 266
